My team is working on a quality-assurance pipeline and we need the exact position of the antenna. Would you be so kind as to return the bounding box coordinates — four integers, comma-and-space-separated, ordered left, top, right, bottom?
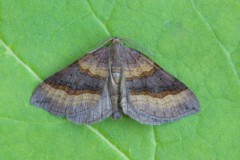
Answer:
119, 37, 155, 57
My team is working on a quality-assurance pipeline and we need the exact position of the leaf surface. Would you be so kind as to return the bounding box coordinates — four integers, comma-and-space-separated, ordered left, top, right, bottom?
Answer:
0, 0, 240, 159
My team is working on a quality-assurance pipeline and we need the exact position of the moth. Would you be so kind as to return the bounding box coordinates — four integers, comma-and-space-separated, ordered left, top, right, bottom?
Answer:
31, 38, 200, 125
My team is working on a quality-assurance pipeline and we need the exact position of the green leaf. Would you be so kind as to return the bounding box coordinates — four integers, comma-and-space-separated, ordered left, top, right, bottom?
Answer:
0, 0, 240, 159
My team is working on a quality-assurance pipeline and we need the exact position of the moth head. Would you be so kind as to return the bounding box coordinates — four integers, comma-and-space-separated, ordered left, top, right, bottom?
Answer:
111, 38, 122, 45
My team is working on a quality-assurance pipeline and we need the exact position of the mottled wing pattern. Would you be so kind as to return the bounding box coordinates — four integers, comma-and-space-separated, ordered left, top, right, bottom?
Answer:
31, 47, 112, 124
121, 47, 200, 125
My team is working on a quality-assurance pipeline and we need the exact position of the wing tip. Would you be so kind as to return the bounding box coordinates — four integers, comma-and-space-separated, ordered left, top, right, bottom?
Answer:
30, 88, 41, 106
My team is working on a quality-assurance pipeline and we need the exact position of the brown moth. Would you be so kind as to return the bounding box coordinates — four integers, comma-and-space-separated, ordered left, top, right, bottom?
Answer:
31, 38, 200, 125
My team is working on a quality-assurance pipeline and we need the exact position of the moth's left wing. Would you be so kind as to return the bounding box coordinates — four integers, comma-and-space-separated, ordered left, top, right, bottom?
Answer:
31, 47, 112, 124
121, 47, 200, 125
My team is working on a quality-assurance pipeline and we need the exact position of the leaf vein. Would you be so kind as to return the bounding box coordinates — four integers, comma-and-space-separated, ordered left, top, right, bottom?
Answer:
190, 0, 240, 84
85, 126, 130, 160
86, 0, 111, 37
0, 118, 130, 159
152, 126, 157, 160
0, 38, 42, 82
105, 0, 116, 22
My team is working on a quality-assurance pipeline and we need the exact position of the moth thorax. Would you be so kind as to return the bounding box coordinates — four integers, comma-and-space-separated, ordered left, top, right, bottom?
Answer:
112, 73, 121, 84
111, 65, 121, 84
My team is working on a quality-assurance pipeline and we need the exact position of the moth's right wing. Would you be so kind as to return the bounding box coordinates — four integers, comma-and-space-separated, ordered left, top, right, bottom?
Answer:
121, 47, 200, 125
31, 47, 112, 124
